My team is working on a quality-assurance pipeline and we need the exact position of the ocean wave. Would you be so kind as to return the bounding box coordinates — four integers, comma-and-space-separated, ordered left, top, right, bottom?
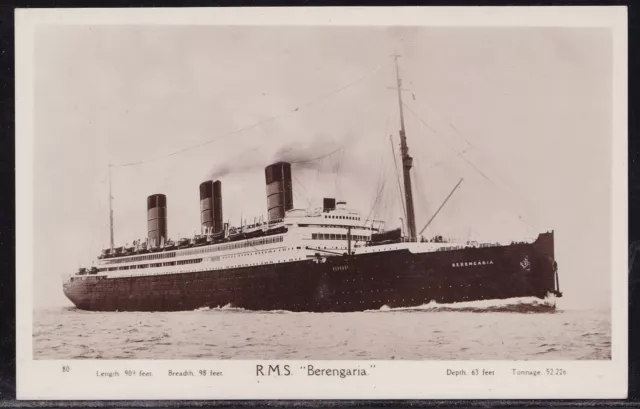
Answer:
46, 296, 558, 316
187, 297, 558, 315
33, 304, 610, 360
194, 304, 293, 314
365, 296, 558, 314
188, 297, 558, 314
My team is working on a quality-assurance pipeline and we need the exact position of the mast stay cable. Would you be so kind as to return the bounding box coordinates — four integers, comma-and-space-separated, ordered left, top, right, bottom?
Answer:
110, 63, 384, 168
397, 66, 474, 150
360, 100, 394, 232
402, 102, 540, 230
389, 134, 407, 226
361, 135, 390, 231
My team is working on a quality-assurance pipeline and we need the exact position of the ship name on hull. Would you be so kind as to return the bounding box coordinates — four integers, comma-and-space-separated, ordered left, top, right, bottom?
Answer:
452, 260, 494, 268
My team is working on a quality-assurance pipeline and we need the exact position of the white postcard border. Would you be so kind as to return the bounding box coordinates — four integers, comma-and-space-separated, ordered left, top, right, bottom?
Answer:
15, 6, 628, 400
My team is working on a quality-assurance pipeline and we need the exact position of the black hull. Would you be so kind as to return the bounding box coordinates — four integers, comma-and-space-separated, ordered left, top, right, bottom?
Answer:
63, 232, 561, 312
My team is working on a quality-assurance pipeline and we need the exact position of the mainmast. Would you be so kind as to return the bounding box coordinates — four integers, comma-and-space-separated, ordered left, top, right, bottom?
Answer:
108, 162, 114, 250
392, 54, 417, 241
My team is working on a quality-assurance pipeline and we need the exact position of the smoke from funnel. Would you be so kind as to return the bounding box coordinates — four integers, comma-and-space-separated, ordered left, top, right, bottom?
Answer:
206, 135, 344, 180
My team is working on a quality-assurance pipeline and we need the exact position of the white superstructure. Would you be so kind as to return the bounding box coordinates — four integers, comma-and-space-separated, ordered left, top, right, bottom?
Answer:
73, 205, 381, 281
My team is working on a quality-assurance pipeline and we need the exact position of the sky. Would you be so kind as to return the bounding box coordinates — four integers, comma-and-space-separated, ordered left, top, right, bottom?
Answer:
32, 25, 612, 310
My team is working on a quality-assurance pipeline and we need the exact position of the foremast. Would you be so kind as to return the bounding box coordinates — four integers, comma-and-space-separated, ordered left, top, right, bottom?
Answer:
392, 55, 417, 241
108, 162, 114, 250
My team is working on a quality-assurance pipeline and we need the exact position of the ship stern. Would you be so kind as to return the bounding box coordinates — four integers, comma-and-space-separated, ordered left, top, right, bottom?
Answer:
62, 276, 92, 310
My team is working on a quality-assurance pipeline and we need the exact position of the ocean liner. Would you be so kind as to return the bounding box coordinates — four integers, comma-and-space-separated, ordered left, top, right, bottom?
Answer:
63, 57, 563, 312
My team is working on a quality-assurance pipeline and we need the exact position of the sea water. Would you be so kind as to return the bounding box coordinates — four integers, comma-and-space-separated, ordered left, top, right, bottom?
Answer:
33, 298, 611, 360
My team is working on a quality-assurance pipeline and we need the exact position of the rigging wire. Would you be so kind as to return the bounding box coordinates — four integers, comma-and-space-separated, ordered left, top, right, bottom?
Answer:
292, 174, 312, 207
389, 134, 407, 224
361, 147, 388, 230
397, 66, 473, 149
329, 152, 341, 197
291, 146, 344, 164
313, 156, 324, 199
403, 102, 470, 164
412, 157, 432, 236
357, 167, 386, 244
334, 149, 345, 199
292, 189, 309, 208
402, 87, 541, 228
360, 100, 394, 230
424, 147, 472, 171
110, 62, 384, 168
402, 101, 540, 229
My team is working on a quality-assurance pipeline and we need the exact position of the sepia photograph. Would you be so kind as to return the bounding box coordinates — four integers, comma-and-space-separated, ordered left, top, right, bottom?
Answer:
29, 22, 614, 361
15, 6, 628, 400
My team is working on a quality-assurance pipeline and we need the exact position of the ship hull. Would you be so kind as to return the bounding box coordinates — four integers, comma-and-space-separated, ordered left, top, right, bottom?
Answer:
63, 233, 560, 312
